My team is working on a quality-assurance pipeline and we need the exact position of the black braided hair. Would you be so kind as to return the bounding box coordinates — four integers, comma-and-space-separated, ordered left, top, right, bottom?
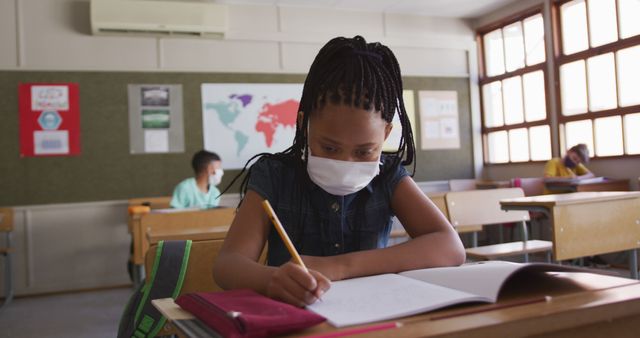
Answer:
221, 35, 416, 203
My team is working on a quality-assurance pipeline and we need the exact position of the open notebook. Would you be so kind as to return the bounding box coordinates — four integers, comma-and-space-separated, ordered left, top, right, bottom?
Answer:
307, 261, 582, 327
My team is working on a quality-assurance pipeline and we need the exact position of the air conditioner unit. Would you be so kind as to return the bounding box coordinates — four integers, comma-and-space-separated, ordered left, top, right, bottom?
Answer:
90, 0, 227, 38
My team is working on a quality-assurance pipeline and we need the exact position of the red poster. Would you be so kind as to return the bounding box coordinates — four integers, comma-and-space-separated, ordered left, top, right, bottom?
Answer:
19, 83, 81, 157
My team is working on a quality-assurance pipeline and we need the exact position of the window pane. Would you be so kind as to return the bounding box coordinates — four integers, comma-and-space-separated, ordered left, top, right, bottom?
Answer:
594, 116, 624, 156
529, 125, 552, 160
560, 60, 588, 115
523, 14, 546, 65
624, 113, 640, 154
561, 0, 589, 54
509, 128, 530, 162
484, 29, 505, 76
587, 53, 617, 111
619, 0, 640, 38
565, 119, 594, 154
488, 131, 509, 163
587, 0, 618, 47
503, 21, 525, 72
482, 81, 504, 127
523, 70, 546, 122
617, 45, 640, 107
503, 76, 524, 125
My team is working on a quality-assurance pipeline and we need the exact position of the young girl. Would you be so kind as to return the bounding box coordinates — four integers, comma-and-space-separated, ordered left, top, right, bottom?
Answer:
213, 36, 465, 307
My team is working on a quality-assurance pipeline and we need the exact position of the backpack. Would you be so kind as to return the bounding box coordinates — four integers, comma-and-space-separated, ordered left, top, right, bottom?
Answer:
118, 240, 192, 338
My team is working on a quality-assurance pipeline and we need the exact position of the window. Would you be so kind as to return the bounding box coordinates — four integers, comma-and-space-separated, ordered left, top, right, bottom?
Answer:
478, 1, 640, 164
479, 11, 550, 163
557, 0, 640, 159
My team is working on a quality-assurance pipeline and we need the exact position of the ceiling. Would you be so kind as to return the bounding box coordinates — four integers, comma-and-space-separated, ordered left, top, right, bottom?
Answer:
195, 0, 521, 19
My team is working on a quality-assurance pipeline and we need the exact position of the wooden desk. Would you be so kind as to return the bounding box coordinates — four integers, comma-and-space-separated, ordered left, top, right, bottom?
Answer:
152, 271, 640, 337
128, 196, 172, 209
545, 178, 630, 193
501, 191, 640, 278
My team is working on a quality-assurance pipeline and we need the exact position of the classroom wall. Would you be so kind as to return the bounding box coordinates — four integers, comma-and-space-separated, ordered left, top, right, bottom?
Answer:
0, 0, 480, 295
0, 0, 474, 76
0, 0, 479, 207
0, 71, 473, 206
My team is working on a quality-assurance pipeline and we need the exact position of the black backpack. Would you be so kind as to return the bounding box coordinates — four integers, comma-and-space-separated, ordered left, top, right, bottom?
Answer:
118, 240, 192, 338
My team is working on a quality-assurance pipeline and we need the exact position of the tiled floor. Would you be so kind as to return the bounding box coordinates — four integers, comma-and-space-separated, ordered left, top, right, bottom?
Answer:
0, 287, 133, 338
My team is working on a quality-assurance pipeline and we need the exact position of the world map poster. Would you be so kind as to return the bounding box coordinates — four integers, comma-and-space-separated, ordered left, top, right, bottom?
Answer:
202, 83, 303, 169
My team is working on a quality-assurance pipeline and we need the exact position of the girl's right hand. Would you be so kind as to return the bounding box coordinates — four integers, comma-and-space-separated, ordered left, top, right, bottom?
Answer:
266, 262, 331, 307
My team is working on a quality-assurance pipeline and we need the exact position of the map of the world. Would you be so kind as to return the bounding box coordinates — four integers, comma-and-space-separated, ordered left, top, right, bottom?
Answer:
202, 84, 303, 169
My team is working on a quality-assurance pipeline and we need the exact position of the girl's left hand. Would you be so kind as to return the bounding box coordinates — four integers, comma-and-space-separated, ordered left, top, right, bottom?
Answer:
301, 255, 346, 281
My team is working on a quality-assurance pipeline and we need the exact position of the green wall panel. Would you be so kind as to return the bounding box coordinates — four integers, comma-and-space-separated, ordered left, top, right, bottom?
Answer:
0, 71, 472, 206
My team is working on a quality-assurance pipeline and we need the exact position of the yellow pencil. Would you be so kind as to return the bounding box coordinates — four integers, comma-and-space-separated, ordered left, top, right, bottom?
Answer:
261, 199, 309, 273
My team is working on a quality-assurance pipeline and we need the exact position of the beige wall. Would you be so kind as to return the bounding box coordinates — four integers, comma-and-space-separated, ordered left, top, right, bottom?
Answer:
0, 0, 475, 76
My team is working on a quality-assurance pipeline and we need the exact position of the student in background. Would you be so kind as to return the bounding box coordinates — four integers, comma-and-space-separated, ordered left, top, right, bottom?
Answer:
214, 36, 466, 307
170, 150, 223, 209
543, 143, 595, 180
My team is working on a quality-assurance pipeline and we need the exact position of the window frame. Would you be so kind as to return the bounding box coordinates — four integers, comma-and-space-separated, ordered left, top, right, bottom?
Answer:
553, 0, 640, 160
477, 1, 640, 165
477, 6, 551, 164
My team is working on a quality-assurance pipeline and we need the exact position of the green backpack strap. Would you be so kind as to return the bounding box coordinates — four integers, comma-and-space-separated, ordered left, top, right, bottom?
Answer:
118, 240, 192, 338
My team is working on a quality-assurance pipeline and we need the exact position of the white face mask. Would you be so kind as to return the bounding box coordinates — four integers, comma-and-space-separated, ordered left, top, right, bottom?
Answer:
306, 153, 380, 196
209, 169, 224, 186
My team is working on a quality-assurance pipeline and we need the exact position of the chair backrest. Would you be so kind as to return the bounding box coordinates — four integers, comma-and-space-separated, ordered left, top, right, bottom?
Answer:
144, 239, 268, 295
145, 240, 224, 294
449, 179, 477, 192
445, 188, 529, 227
141, 207, 236, 234
0, 208, 13, 232
128, 196, 172, 210
511, 177, 545, 196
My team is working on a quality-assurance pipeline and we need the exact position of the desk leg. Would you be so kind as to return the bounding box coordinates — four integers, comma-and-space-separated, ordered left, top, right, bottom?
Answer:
471, 232, 478, 248
520, 221, 529, 263
630, 249, 638, 280
1, 232, 13, 309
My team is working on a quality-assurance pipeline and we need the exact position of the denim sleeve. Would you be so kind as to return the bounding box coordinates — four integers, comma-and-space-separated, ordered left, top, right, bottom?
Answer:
246, 158, 279, 204
385, 162, 410, 198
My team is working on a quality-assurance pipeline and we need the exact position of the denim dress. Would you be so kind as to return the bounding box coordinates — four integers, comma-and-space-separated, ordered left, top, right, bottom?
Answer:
247, 155, 409, 266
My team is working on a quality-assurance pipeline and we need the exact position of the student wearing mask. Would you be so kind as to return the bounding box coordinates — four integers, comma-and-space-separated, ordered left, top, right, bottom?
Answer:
543, 143, 595, 180
213, 36, 465, 307
170, 150, 223, 209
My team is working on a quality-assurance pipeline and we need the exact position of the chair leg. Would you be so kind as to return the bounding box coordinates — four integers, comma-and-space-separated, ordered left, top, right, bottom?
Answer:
520, 221, 529, 263
132, 264, 145, 289
630, 249, 638, 280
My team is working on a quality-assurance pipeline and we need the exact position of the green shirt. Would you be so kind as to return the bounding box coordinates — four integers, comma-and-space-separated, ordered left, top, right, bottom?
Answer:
170, 178, 220, 209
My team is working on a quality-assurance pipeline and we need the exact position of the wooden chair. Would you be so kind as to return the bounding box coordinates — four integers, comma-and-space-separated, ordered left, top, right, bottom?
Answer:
449, 179, 477, 192
511, 177, 545, 196
130, 207, 236, 287
0, 208, 14, 309
445, 188, 552, 262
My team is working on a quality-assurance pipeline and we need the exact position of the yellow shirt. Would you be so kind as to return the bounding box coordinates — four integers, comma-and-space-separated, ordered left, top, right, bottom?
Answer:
543, 158, 589, 178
